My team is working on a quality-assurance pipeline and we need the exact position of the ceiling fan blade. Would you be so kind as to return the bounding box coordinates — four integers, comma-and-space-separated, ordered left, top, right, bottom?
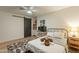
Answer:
19, 6, 27, 10
12, 15, 24, 18
32, 9, 37, 12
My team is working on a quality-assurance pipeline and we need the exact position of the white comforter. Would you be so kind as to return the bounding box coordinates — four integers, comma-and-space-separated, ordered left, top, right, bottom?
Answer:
26, 37, 66, 53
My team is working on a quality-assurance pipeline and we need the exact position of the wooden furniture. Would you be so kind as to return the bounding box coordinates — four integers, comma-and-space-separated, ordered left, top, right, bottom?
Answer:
32, 17, 37, 36
32, 17, 37, 30
68, 37, 79, 49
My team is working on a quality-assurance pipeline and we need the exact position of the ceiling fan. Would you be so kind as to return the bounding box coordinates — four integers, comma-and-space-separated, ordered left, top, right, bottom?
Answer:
19, 6, 37, 14
12, 6, 38, 18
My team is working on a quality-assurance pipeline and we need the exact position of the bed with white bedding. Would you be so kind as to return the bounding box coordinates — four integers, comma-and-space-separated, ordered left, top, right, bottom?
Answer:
26, 28, 68, 53
27, 37, 65, 53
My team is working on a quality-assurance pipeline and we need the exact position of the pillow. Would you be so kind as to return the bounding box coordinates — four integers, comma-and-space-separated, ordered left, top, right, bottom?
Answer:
48, 38, 53, 42
53, 32, 64, 39
40, 38, 46, 42
47, 32, 53, 37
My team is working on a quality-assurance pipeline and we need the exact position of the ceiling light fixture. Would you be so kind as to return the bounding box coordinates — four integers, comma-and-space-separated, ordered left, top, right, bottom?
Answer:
20, 6, 37, 15
27, 10, 32, 14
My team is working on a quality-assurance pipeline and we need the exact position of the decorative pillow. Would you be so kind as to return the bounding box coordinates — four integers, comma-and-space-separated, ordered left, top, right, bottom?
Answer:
48, 38, 53, 42
44, 39, 50, 46
40, 38, 46, 42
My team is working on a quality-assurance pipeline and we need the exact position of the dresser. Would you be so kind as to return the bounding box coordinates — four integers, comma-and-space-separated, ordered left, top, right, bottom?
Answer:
68, 37, 79, 49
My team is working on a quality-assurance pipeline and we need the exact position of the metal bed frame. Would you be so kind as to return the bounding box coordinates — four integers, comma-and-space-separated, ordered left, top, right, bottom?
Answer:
47, 28, 68, 39
47, 28, 68, 53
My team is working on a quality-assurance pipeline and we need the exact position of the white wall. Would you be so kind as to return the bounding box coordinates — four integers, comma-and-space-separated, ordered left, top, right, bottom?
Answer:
0, 11, 24, 42
37, 7, 79, 29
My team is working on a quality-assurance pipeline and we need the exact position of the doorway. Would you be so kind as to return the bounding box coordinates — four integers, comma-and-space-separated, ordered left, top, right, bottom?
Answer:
24, 17, 31, 37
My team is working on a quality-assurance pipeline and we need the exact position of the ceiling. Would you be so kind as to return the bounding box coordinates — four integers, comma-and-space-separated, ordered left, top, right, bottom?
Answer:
0, 6, 70, 17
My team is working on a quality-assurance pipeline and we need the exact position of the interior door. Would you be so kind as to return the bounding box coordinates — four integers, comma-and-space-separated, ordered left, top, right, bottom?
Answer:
24, 18, 31, 37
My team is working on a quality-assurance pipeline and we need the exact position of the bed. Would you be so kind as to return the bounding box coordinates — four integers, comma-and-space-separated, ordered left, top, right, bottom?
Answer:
26, 28, 68, 53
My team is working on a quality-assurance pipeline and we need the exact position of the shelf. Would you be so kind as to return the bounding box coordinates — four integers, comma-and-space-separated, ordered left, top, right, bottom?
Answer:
32, 19, 37, 30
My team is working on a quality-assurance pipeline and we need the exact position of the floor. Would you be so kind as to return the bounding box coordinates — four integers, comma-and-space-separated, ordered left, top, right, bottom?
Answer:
0, 36, 37, 53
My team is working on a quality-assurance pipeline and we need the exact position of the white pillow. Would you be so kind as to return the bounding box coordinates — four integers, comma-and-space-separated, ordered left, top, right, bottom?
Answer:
47, 32, 53, 37
53, 37, 67, 46
53, 32, 64, 39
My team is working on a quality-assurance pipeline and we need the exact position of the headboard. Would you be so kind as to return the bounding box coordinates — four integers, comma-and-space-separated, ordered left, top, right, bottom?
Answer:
47, 28, 68, 46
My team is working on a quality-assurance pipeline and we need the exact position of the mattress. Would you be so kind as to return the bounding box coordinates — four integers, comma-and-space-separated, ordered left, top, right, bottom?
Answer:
26, 37, 66, 53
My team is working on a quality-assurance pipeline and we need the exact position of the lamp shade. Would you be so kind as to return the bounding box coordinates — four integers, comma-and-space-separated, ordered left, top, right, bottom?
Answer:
77, 27, 79, 32
67, 26, 72, 32
67, 26, 78, 37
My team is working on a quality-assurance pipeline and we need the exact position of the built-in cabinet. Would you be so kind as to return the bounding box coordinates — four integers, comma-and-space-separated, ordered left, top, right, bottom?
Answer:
32, 17, 37, 35
33, 18, 37, 30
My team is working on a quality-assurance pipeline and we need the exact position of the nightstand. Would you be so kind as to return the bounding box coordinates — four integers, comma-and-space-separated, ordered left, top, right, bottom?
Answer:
68, 37, 79, 49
